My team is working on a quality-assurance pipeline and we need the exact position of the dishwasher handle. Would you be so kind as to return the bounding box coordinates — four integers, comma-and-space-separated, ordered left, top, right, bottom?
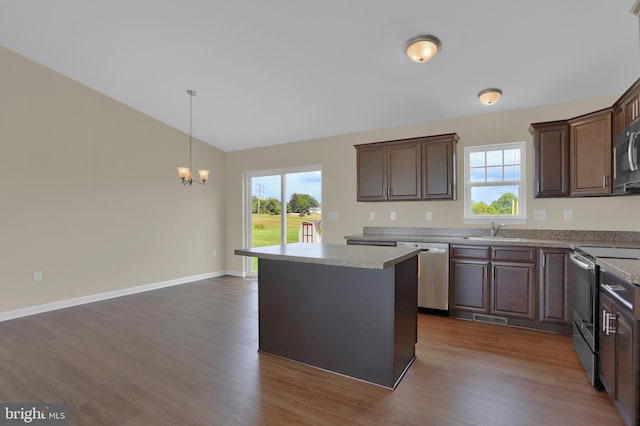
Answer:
427, 248, 447, 254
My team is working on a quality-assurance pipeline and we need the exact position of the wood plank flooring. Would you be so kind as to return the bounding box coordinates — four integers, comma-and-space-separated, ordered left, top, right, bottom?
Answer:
0, 276, 622, 425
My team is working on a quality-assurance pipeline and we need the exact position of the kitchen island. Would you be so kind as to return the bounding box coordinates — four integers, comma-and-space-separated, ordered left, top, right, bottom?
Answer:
234, 243, 420, 389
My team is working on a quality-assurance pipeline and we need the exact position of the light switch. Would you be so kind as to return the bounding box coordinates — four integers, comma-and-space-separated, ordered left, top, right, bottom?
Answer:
369, 211, 375, 221
33, 271, 42, 282
328, 211, 339, 220
533, 209, 547, 221
426, 211, 433, 221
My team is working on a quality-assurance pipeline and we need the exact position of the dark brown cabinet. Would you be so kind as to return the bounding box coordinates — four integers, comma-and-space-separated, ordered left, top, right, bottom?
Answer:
599, 271, 639, 426
356, 146, 387, 201
355, 133, 458, 202
614, 79, 640, 138
569, 109, 612, 196
538, 248, 572, 325
450, 245, 536, 322
529, 121, 569, 197
450, 258, 490, 313
355, 141, 421, 201
422, 134, 458, 200
624, 87, 640, 128
491, 261, 536, 320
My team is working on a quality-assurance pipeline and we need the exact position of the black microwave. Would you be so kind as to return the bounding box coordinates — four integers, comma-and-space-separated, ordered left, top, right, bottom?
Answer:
614, 120, 640, 195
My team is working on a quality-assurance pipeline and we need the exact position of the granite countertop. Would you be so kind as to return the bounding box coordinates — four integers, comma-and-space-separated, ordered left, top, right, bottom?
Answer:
345, 227, 640, 284
234, 242, 420, 269
598, 258, 640, 285
344, 233, 640, 250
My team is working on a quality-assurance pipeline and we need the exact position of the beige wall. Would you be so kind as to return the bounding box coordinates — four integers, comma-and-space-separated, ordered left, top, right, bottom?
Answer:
0, 47, 226, 312
226, 95, 640, 274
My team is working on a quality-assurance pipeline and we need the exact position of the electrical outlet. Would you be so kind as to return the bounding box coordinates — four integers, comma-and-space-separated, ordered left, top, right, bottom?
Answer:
564, 210, 573, 221
426, 211, 433, 221
390, 211, 396, 220
213, 249, 217, 257
328, 211, 339, 220
33, 271, 42, 282
369, 211, 375, 221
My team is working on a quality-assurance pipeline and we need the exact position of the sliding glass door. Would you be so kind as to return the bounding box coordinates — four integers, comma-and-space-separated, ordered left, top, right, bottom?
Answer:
245, 166, 322, 274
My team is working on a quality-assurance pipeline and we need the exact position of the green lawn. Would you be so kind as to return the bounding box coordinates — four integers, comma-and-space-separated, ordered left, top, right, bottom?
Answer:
251, 213, 321, 270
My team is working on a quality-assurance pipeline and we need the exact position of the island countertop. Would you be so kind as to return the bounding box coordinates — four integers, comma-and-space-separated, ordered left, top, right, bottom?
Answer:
234, 242, 420, 269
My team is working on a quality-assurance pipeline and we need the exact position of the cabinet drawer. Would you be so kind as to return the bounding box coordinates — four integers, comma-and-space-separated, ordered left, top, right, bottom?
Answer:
491, 246, 536, 263
450, 245, 490, 259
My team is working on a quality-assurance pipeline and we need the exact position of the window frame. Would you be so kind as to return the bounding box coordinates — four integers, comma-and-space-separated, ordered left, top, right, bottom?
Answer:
463, 141, 527, 224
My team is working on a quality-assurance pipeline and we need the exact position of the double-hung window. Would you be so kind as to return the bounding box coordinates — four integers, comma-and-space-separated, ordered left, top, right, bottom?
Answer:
463, 141, 526, 223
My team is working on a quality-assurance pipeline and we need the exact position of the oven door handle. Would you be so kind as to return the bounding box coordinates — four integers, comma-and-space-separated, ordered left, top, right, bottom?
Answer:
570, 252, 594, 270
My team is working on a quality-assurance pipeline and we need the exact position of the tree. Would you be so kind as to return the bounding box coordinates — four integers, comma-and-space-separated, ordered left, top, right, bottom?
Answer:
262, 197, 281, 215
490, 192, 518, 215
289, 193, 319, 214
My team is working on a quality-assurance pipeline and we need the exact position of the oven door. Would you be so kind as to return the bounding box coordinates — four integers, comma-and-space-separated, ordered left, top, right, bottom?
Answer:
570, 252, 597, 351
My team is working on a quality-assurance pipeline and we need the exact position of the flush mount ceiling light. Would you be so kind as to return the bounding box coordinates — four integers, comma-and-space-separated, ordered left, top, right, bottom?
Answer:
478, 88, 502, 106
405, 35, 441, 63
177, 90, 210, 186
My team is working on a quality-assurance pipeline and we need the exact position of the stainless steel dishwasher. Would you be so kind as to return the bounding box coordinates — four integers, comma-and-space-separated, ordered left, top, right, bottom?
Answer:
397, 242, 449, 312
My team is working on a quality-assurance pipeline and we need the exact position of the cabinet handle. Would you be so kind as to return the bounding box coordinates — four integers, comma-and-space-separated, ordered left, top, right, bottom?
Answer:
602, 309, 608, 332
605, 312, 617, 335
536, 180, 540, 193
602, 175, 608, 188
383, 187, 387, 198
541, 254, 546, 268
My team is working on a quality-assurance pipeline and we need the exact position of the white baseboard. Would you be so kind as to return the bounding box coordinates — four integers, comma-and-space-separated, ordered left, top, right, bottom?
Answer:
225, 269, 248, 277
0, 271, 227, 323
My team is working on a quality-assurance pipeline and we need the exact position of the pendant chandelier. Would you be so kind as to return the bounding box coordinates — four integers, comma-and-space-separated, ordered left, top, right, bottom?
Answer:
177, 89, 209, 186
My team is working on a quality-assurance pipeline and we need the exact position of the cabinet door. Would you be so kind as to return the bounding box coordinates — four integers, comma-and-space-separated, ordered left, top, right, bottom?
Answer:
624, 88, 639, 128
356, 146, 387, 201
450, 259, 489, 313
599, 292, 616, 394
539, 248, 571, 324
491, 262, 536, 320
613, 106, 625, 138
569, 110, 612, 196
531, 122, 569, 197
422, 137, 456, 200
616, 307, 638, 426
388, 143, 421, 200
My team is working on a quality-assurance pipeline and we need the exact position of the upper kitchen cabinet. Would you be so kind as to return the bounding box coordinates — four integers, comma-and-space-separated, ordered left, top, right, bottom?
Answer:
422, 133, 459, 200
529, 121, 570, 197
569, 109, 612, 196
356, 140, 421, 201
613, 78, 640, 138
355, 133, 458, 202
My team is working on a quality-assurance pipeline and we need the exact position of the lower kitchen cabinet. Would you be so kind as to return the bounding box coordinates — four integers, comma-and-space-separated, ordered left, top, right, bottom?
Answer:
450, 259, 489, 313
599, 271, 639, 426
538, 248, 572, 325
491, 261, 536, 320
449, 244, 577, 333
449, 245, 536, 322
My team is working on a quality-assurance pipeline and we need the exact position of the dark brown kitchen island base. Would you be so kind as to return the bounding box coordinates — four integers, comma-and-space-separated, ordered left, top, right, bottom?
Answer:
257, 256, 417, 389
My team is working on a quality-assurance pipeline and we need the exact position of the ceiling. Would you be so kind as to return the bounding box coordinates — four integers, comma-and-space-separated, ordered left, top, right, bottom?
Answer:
1, 1, 639, 152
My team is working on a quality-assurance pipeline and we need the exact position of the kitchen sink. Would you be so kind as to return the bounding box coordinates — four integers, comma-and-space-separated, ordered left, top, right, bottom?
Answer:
462, 236, 527, 242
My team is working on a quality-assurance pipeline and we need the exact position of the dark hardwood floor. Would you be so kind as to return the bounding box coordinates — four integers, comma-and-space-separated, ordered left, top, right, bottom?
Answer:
0, 276, 622, 425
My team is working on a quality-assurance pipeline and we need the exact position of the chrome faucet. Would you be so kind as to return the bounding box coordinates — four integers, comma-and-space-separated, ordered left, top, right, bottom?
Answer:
490, 222, 506, 237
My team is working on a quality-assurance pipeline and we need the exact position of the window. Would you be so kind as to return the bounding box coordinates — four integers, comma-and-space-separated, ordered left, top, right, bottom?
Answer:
463, 142, 526, 223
